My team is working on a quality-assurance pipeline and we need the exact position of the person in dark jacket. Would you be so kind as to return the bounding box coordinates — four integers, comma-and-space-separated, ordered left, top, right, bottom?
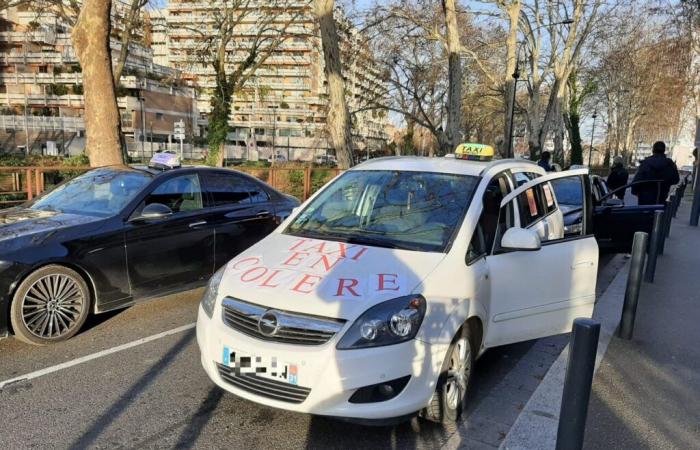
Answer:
631, 141, 680, 205
607, 156, 629, 200
537, 151, 554, 172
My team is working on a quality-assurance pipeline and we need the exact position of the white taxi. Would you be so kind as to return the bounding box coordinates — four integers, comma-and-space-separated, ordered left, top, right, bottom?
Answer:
196, 147, 598, 425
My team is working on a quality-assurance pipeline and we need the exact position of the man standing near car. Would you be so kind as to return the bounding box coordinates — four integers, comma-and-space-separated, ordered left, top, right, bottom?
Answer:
632, 141, 680, 205
607, 156, 629, 200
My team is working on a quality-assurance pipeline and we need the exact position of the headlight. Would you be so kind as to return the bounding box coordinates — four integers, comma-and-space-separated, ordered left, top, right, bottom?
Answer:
336, 295, 426, 350
201, 266, 226, 318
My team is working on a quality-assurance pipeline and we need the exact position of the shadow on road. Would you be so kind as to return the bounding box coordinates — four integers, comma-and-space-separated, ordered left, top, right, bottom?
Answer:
70, 329, 195, 449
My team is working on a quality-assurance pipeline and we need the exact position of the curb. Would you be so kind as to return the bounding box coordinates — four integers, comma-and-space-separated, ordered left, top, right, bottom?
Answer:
498, 257, 630, 450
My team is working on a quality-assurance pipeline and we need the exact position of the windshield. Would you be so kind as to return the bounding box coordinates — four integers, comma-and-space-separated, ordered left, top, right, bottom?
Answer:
285, 170, 479, 252
30, 168, 152, 216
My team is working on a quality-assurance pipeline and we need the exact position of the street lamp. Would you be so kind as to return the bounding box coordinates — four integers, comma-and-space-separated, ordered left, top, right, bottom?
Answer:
507, 18, 574, 159
588, 109, 598, 167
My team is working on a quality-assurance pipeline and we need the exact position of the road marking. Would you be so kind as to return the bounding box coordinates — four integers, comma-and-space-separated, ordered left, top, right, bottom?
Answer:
0, 323, 196, 390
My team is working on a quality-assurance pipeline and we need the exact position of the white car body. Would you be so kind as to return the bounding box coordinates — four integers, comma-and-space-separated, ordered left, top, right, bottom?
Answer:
196, 157, 598, 420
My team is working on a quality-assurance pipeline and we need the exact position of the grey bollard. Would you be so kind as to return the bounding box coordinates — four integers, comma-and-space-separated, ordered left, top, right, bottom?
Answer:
618, 232, 648, 340
644, 210, 664, 283
556, 318, 601, 450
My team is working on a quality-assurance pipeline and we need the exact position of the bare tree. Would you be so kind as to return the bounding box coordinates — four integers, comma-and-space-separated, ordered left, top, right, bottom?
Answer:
314, 0, 353, 169
72, 0, 124, 167
113, 0, 149, 83
186, 0, 307, 167
442, 0, 463, 152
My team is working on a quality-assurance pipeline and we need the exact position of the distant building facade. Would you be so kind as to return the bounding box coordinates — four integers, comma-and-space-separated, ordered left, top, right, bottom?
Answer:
0, 1, 197, 156
164, 1, 389, 161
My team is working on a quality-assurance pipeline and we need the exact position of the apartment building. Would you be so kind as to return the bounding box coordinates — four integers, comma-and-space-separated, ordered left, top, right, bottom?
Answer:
165, 1, 389, 161
0, 1, 197, 155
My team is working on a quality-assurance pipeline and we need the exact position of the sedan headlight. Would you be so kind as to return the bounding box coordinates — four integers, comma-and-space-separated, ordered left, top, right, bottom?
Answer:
201, 266, 226, 318
336, 295, 426, 350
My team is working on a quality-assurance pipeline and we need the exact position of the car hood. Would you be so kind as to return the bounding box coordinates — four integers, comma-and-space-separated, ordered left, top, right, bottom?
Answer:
218, 233, 446, 321
0, 207, 104, 244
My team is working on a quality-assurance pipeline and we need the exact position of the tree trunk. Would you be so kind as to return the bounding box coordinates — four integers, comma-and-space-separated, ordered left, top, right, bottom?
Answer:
442, 0, 462, 155
72, 0, 124, 167
569, 112, 583, 165
314, 0, 353, 169
502, 0, 521, 158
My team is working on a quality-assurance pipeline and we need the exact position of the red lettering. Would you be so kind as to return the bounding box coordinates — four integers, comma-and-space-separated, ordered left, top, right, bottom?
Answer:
335, 278, 360, 297
240, 267, 268, 283
378, 273, 399, 291
232, 257, 260, 270
282, 251, 309, 267
259, 269, 283, 288
303, 242, 327, 254
291, 274, 322, 294
350, 247, 369, 261
288, 239, 309, 252
310, 254, 342, 273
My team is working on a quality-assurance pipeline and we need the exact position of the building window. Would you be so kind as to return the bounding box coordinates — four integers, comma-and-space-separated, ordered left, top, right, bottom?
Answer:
156, 112, 164, 120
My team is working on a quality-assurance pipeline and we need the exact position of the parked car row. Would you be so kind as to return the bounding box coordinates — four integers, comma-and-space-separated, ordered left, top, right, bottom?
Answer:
0, 148, 665, 427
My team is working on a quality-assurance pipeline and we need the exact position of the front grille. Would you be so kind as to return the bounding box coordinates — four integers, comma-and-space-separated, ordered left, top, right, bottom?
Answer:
221, 297, 345, 345
216, 363, 311, 404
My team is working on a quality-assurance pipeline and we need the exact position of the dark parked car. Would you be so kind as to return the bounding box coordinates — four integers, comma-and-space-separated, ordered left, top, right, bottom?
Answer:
0, 165, 299, 345
551, 174, 664, 253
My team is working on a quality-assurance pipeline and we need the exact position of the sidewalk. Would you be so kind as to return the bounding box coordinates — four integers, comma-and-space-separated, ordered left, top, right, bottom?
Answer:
584, 199, 700, 449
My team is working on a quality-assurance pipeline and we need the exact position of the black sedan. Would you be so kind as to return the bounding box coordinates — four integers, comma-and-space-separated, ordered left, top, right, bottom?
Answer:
0, 165, 299, 345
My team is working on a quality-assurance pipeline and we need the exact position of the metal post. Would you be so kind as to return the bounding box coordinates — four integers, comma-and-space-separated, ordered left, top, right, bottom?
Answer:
644, 211, 664, 283
588, 110, 598, 167
139, 95, 146, 157
618, 232, 648, 340
555, 318, 601, 450
664, 199, 673, 238
690, 161, 700, 226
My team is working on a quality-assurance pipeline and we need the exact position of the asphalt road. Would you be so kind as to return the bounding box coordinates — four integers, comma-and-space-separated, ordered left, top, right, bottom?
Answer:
0, 254, 620, 450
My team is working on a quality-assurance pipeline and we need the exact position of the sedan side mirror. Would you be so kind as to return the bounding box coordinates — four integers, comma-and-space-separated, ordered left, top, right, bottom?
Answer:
131, 203, 173, 223
604, 198, 624, 207
501, 227, 541, 252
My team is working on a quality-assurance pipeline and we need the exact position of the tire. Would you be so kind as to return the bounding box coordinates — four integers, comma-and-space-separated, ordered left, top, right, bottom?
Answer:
421, 325, 475, 426
10, 265, 91, 345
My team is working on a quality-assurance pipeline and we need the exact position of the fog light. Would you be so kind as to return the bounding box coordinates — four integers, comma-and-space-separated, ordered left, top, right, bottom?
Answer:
348, 375, 411, 404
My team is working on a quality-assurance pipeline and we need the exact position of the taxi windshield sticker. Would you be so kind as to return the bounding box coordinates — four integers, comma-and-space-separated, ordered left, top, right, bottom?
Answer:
543, 184, 554, 208
526, 189, 538, 217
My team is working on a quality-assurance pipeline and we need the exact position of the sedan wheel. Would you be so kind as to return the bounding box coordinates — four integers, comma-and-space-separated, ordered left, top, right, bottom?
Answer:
10, 265, 90, 345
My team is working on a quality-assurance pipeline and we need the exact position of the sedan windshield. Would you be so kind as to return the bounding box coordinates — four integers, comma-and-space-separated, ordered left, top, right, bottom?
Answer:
31, 168, 152, 216
286, 170, 479, 252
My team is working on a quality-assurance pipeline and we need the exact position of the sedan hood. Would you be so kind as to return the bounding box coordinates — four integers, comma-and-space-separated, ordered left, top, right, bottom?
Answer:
0, 208, 103, 244
218, 233, 446, 321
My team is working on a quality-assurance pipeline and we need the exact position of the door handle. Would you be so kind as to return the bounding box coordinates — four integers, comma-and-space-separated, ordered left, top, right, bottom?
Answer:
571, 261, 594, 270
189, 220, 207, 228
256, 210, 271, 217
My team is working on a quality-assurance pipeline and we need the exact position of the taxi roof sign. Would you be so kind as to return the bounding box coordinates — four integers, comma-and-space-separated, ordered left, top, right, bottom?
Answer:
149, 151, 181, 170
454, 143, 495, 161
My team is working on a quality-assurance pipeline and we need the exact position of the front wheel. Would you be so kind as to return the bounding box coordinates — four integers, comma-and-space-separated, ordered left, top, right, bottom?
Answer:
10, 265, 91, 345
422, 325, 474, 425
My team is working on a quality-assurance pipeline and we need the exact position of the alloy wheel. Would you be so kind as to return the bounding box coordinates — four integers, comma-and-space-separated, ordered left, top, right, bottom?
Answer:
21, 274, 86, 340
444, 337, 472, 410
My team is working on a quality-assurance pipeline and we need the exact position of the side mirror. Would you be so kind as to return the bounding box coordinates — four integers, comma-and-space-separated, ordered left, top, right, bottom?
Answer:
501, 227, 541, 252
604, 198, 624, 207
131, 203, 172, 223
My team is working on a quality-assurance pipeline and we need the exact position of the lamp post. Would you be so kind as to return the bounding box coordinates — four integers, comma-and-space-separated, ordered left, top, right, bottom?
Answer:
588, 109, 598, 167
138, 95, 146, 157
507, 18, 573, 159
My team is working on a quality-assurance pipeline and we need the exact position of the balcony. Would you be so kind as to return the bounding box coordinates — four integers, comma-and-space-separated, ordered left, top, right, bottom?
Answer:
0, 93, 83, 107
0, 115, 85, 132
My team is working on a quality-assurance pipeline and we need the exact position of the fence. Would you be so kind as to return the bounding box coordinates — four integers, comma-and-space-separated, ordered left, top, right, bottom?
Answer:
0, 166, 342, 209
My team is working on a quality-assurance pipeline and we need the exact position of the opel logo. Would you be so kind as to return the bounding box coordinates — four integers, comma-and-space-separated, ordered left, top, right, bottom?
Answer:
258, 311, 280, 337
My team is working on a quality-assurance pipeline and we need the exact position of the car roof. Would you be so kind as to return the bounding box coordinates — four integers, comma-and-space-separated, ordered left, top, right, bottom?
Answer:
350, 156, 543, 177
128, 164, 218, 176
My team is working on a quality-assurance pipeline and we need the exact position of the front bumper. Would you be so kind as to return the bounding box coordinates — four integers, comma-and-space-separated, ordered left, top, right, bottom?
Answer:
196, 305, 447, 419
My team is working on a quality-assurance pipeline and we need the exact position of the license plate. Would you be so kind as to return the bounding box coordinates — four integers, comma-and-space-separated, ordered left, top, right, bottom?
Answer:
223, 345, 299, 385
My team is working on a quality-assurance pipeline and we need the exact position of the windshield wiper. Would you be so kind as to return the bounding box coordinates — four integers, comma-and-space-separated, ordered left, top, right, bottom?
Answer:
343, 234, 421, 251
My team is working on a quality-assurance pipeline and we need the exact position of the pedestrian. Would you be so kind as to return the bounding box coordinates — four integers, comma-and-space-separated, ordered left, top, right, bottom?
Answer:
631, 141, 680, 205
607, 156, 629, 200
537, 151, 554, 172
